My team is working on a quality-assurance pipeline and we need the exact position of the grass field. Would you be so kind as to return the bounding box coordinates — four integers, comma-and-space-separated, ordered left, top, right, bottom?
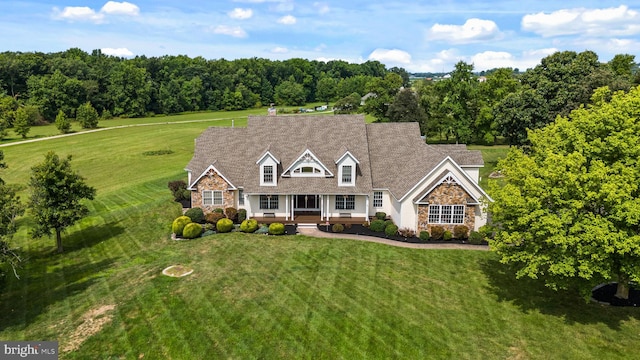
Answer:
1, 110, 638, 359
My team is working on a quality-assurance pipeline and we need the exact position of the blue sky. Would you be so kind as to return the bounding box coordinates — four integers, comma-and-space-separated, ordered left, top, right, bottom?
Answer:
1, 1, 639, 72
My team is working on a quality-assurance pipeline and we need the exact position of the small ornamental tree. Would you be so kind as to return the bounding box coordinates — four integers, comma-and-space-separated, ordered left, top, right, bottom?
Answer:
0, 150, 25, 278
28, 151, 96, 253
55, 110, 71, 134
76, 102, 99, 129
489, 86, 640, 300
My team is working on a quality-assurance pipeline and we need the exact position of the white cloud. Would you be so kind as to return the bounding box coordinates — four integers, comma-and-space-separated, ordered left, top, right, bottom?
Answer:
211, 25, 247, 38
53, 6, 105, 23
522, 5, 640, 37
428, 18, 501, 43
271, 46, 288, 53
368, 48, 412, 65
229, 8, 253, 20
470, 48, 558, 71
100, 1, 140, 16
277, 15, 297, 25
101, 47, 134, 57
314, 2, 330, 15
53, 1, 139, 23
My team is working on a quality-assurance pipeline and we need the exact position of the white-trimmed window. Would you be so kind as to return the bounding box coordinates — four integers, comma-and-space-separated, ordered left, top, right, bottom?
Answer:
373, 191, 383, 208
203, 190, 223, 206
428, 205, 465, 224
238, 189, 244, 206
259, 195, 279, 209
341, 165, 353, 184
335, 195, 355, 210
263, 165, 274, 184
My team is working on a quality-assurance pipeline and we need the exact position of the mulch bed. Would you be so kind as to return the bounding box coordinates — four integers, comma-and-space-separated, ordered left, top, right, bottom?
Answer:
591, 283, 640, 306
317, 224, 487, 245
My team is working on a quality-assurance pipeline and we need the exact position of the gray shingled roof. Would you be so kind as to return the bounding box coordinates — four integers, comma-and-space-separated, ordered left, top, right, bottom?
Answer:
186, 115, 484, 199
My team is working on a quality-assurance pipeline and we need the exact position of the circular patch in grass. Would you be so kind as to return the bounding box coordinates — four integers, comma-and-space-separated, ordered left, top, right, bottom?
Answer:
591, 283, 640, 306
162, 265, 194, 277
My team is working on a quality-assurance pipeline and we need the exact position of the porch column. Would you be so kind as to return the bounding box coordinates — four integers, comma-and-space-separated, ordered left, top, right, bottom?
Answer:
320, 195, 324, 221
285, 195, 289, 221
326, 195, 330, 221
365, 195, 370, 220
291, 195, 295, 221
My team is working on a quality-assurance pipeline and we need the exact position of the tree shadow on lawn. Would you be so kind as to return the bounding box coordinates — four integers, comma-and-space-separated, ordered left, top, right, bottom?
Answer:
25, 223, 126, 256
0, 258, 116, 331
480, 258, 640, 329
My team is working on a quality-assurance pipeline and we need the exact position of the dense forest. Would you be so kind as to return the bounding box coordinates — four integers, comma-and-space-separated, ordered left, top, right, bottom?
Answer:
0, 48, 638, 146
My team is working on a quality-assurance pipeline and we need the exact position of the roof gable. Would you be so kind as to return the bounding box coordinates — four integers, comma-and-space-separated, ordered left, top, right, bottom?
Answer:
188, 163, 236, 190
282, 148, 334, 177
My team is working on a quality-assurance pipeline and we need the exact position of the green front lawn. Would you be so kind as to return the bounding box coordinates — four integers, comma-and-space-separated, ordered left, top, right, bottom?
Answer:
0, 112, 637, 359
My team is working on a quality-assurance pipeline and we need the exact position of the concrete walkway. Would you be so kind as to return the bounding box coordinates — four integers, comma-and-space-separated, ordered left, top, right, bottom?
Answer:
297, 227, 489, 250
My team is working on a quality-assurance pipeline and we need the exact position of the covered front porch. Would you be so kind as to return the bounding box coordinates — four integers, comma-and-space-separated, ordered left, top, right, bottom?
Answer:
248, 193, 369, 224
251, 214, 368, 225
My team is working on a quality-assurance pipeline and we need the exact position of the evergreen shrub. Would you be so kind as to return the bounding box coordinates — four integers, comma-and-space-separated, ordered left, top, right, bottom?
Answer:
370, 219, 386, 232
182, 223, 203, 239
172, 216, 192, 237
216, 218, 234, 233
185, 207, 205, 223
384, 224, 398, 237
268, 222, 285, 235
240, 219, 259, 233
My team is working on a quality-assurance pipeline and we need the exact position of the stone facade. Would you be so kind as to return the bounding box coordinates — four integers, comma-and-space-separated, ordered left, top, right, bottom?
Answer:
191, 168, 235, 213
417, 183, 475, 234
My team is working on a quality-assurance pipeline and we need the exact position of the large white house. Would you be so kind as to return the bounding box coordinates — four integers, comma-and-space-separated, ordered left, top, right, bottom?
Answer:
185, 115, 491, 233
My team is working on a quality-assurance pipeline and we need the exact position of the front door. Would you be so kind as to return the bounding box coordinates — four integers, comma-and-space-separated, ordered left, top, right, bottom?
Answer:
294, 195, 320, 215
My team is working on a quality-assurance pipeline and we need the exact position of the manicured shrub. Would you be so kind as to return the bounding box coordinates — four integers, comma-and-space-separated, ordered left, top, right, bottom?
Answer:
185, 207, 205, 224
443, 230, 453, 241
344, 223, 352, 230
430, 226, 445, 240
237, 208, 247, 223
205, 212, 224, 225
182, 223, 203, 239
384, 219, 394, 228
172, 216, 192, 237
398, 228, 415, 238
468, 231, 484, 245
216, 218, 234, 233
385, 224, 399, 237
204, 223, 216, 232
375, 212, 387, 220
362, 221, 370, 228
225, 207, 238, 222
168, 180, 188, 201
332, 223, 344, 233
213, 208, 224, 214
202, 230, 216, 237
268, 222, 286, 235
240, 219, 259, 233
453, 225, 469, 239
370, 219, 386, 232
419, 230, 430, 242
255, 225, 269, 234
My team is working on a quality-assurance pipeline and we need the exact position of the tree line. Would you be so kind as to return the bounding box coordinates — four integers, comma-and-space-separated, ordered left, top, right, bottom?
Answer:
1, 48, 638, 147
349, 51, 638, 146
0, 48, 401, 130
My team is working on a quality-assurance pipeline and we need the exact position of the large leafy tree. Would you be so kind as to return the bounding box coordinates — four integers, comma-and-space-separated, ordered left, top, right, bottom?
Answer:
28, 152, 96, 253
386, 89, 426, 125
489, 86, 640, 300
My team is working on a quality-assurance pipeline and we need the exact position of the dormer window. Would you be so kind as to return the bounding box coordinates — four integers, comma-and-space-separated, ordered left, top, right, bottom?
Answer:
257, 150, 279, 186
263, 165, 274, 184
341, 165, 352, 183
336, 150, 359, 187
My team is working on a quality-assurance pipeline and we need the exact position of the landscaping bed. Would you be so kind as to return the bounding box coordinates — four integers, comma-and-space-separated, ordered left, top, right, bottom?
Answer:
591, 283, 640, 306
317, 224, 487, 245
